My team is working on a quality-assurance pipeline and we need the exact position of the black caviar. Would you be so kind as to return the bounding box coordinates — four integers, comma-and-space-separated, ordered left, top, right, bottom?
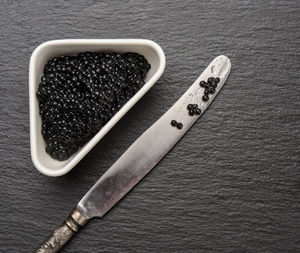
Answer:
199, 81, 206, 88
199, 77, 220, 102
176, 122, 183, 129
202, 94, 209, 102
171, 120, 177, 127
170, 120, 183, 130
195, 108, 201, 115
187, 103, 201, 116
37, 52, 150, 160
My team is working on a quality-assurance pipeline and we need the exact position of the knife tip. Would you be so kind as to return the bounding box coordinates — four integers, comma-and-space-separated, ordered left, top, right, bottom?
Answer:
213, 55, 231, 77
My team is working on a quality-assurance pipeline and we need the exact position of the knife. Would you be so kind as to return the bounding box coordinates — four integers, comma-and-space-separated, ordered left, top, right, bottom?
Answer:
34, 55, 231, 253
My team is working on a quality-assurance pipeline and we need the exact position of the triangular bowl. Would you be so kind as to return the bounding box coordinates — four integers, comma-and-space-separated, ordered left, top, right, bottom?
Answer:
29, 39, 166, 176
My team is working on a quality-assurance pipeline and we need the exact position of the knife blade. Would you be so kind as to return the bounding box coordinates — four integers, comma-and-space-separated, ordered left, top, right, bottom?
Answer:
34, 55, 231, 253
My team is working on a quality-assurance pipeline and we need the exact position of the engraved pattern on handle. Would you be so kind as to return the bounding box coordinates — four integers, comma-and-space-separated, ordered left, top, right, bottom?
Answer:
34, 222, 74, 253
33, 208, 89, 253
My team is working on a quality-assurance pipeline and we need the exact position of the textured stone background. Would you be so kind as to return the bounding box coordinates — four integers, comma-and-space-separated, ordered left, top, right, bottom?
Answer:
0, 0, 299, 252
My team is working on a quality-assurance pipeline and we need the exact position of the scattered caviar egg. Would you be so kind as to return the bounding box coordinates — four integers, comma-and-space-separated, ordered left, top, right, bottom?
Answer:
176, 122, 183, 129
208, 87, 215, 94
187, 104, 193, 110
202, 94, 209, 102
208, 77, 215, 83
171, 120, 177, 127
211, 82, 217, 88
199, 81, 207, 87
195, 108, 202, 115
189, 110, 195, 116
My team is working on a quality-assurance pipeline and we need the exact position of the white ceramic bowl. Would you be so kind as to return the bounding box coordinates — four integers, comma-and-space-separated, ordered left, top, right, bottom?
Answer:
29, 39, 166, 177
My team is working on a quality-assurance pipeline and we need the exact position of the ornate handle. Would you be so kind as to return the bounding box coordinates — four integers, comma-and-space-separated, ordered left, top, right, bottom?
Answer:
33, 208, 89, 253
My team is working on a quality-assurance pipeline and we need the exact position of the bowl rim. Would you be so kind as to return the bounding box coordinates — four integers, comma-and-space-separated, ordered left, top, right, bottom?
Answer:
29, 39, 166, 176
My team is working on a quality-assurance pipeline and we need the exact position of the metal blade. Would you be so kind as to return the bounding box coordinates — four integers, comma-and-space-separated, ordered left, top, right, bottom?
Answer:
77, 55, 231, 218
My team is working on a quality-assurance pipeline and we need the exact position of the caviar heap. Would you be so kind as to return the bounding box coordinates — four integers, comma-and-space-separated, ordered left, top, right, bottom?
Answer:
199, 77, 220, 102
187, 104, 201, 116
37, 52, 151, 161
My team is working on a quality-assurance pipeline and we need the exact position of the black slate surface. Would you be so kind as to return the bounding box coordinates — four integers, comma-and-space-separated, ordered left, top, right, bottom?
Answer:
0, 0, 299, 252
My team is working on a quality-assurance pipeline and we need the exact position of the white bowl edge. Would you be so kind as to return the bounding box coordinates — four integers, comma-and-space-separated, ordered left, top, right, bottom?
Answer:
29, 39, 166, 177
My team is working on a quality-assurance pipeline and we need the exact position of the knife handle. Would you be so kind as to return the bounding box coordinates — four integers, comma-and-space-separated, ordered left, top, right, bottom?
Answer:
33, 208, 89, 253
